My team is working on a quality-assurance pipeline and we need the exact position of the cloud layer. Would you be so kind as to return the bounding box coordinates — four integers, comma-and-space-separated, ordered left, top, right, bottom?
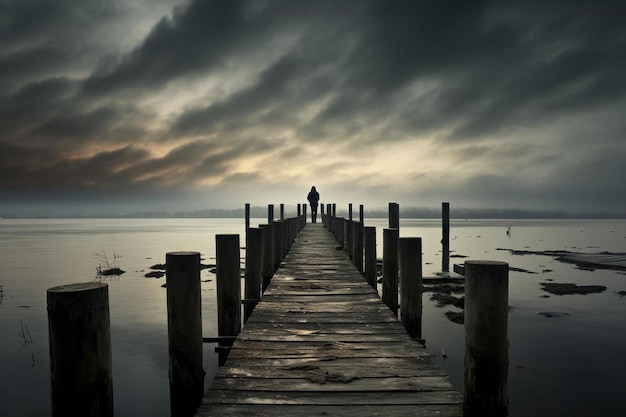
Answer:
2, 0, 626, 215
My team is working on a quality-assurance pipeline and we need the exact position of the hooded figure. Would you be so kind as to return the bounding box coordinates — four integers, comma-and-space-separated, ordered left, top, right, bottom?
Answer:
307, 186, 320, 223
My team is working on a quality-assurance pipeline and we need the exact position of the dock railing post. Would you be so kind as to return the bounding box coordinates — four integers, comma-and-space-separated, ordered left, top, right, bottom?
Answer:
165, 251, 204, 417
216, 235, 242, 366
47, 282, 113, 417
399, 238, 423, 339
260, 224, 273, 292
442, 202, 450, 272
245, 203, 250, 231
389, 202, 400, 229
464, 261, 509, 417
359, 204, 364, 224
244, 228, 264, 322
280, 203, 285, 221
382, 228, 399, 316
364, 226, 377, 289
268, 204, 274, 224
353, 221, 364, 273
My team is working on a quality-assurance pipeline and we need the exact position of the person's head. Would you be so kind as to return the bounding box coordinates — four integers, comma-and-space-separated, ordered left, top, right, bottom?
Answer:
311, 186, 316, 191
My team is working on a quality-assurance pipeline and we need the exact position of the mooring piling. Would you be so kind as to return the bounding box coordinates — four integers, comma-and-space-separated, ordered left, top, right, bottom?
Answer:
47, 282, 113, 417
464, 260, 509, 417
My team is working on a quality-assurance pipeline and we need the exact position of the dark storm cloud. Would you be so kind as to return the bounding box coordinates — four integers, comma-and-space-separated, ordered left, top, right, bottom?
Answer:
2, 0, 626, 215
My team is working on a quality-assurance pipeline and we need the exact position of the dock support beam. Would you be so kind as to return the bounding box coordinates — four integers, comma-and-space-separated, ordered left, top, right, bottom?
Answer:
442, 202, 450, 272
216, 235, 242, 366
244, 228, 264, 322
399, 238, 423, 339
47, 282, 113, 417
364, 226, 377, 289
464, 261, 509, 417
382, 228, 399, 316
166, 251, 204, 417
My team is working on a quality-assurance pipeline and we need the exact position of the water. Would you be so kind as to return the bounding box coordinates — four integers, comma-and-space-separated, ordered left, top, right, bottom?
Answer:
1, 218, 625, 416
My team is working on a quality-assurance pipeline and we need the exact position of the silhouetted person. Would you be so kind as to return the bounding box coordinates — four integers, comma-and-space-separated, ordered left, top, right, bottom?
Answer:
307, 186, 320, 223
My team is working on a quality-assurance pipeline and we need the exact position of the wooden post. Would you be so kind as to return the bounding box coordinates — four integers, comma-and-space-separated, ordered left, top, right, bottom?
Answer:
165, 252, 204, 416
346, 219, 353, 258
244, 228, 264, 322
349, 203, 353, 220
268, 204, 274, 223
464, 261, 509, 417
280, 203, 285, 220
47, 282, 113, 417
442, 202, 450, 272
260, 224, 273, 292
353, 221, 364, 273
382, 228, 399, 316
245, 203, 250, 231
359, 204, 364, 224
297, 203, 301, 216
389, 202, 400, 229
216, 235, 241, 366
364, 226, 377, 289
399, 238, 422, 339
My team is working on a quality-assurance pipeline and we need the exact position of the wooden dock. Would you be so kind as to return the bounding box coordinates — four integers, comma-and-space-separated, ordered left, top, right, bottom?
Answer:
196, 223, 462, 416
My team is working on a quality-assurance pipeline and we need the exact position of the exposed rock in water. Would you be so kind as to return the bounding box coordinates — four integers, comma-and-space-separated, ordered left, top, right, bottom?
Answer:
144, 271, 165, 278
101, 268, 125, 276
539, 311, 571, 318
445, 311, 464, 324
616, 291, 626, 297
429, 293, 459, 308
540, 282, 606, 296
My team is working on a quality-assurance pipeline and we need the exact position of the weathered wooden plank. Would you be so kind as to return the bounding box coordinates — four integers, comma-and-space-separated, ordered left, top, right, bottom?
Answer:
210, 375, 455, 392
197, 404, 462, 417
197, 404, 463, 417
200, 389, 462, 406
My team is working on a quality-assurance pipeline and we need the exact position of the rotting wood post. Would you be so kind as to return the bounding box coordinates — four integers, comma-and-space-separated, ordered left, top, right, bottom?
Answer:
272, 221, 283, 272
349, 203, 353, 221
364, 226, 377, 289
359, 204, 364, 224
346, 218, 353, 259
297, 203, 301, 217
268, 204, 274, 224
216, 235, 242, 366
399, 238, 423, 339
303, 204, 308, 226
389, 202, 400, 229
280, 203, 285, 221
245, 203, 250, 232
383, 228, 399, 316
464, 261, 509, 417
244, 228, 264, 322
353, 221, 364, 273
47, 282, 113, 417
338, 218, 346, 248
165, 252, 204, 417
442, 202, 450, 272
260, 224, 273, 292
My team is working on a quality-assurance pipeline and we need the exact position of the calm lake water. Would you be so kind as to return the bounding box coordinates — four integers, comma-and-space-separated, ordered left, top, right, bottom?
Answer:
1, 217, 625, 416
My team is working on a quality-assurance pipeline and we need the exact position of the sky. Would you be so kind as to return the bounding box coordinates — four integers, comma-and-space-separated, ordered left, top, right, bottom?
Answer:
2, 0, 626, 217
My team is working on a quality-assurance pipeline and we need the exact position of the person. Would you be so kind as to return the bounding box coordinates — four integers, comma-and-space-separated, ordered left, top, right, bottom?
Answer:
307, 186, 320, 223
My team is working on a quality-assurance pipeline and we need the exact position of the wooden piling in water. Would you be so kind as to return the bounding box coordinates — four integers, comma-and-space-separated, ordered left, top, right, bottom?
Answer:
268, 204, 274, 223
47, 282, 113, 417
244, 228, 264, 322
216, 235, 241, 366
364, 226, 377, 289
245, 203, 250, 232
359, 204, 364, 224
353, 221, 364, 273
399, 238, 423, 339
442, 202, 450, 272
259, 224, 273, 292
165, 251, 204, 417
382, 228, 399, 316
464, 261, 509, 417
389, 202, 400, 229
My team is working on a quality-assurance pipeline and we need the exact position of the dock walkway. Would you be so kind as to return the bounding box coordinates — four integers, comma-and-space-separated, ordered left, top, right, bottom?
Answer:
196, 223, 462, 416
